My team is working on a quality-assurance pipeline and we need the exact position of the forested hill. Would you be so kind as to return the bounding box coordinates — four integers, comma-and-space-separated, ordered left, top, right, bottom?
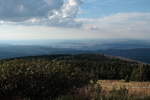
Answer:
0, 54, 150, 97
0, 54, 149, 81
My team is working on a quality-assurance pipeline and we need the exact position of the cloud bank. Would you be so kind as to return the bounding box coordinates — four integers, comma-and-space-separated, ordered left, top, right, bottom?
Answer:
0, 0, 82, 27
77, 12, 150, 39
0, 12, 150, 40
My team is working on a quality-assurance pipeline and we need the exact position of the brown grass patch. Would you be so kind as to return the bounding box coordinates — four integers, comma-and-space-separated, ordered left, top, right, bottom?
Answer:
97, 80, 150, 96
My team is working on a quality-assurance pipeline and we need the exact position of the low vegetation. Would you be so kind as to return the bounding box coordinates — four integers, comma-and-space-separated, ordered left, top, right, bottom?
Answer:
54, 87, 150, 100
99, 80, 150, 96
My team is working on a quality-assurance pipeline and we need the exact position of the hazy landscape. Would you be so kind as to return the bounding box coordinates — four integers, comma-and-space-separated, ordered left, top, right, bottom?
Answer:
0, 40, 150, 100
1, 39, 150, 63
0, 0, 150, 100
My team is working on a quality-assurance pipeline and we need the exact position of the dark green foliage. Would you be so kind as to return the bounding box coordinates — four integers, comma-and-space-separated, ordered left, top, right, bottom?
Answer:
0, 56, 93, 98
0, 54, 150, 99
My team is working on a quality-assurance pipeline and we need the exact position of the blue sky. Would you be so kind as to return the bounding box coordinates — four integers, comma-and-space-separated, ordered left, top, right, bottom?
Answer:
0, 0, 150, 40
79, 0, 150, 18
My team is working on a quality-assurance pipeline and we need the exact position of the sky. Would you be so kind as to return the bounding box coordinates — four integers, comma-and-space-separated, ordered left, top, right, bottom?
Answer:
0, 0, 150, 40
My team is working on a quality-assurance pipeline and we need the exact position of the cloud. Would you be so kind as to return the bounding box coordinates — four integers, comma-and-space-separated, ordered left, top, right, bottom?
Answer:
0, 0, 82, 27
0, 0, 63, 20
77, 12, 150, 39
43, 0, 83, 27
1, 12, 150, 40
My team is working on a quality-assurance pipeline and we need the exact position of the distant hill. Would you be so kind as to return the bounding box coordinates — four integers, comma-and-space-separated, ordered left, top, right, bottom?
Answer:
0, 45, 150, 64
0, 45, 88, 59
99, 48, 150, 63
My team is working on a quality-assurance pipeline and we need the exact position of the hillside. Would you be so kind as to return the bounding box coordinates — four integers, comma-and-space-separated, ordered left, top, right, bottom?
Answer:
99, 48, 150, 63
0, 45, 87, 59
0, 54, 150, 81
1, 45, 150, 64
0, 54, 150, 99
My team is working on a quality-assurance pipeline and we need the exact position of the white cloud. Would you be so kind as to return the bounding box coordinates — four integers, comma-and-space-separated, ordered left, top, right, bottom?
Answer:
0, 4, 150, 40
0, 0, 82, 27
46, 0, 82, 27
77, 12, 150, 39
0, 25, 98, 40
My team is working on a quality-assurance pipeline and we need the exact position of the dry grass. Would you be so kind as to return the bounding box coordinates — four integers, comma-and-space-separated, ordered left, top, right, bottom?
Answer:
98, 80, 150, 96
